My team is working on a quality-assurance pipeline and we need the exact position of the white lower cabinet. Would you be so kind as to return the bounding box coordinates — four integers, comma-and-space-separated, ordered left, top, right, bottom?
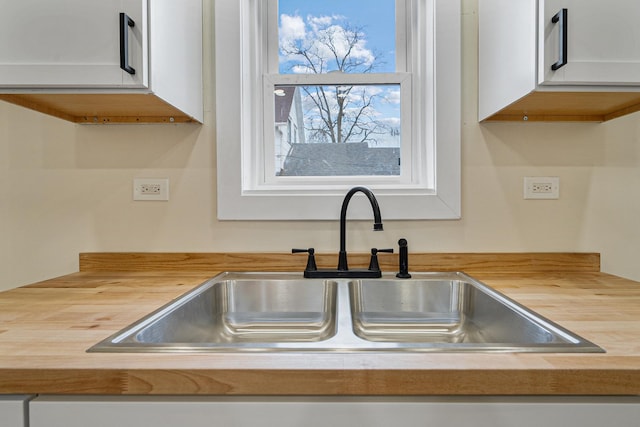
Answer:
29, 396, 640, 427
0, 395, 32, 427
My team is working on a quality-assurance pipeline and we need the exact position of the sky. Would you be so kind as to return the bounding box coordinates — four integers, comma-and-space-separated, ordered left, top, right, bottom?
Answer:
276, 0, 400, 149
278, 0, 396, 73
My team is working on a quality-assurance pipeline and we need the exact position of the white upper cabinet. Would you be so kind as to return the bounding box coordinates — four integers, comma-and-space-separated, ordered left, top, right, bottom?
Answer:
540, 0, 640, 86
479, 0, 640, 122
0, 0, 202, 123
0, 0, 146, 88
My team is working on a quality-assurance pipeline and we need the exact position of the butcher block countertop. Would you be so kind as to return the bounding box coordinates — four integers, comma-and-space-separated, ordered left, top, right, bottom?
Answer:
0, 252, 639, 396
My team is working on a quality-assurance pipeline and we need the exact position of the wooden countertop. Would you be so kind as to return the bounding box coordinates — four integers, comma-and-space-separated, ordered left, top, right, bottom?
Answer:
0, 252, 638, 396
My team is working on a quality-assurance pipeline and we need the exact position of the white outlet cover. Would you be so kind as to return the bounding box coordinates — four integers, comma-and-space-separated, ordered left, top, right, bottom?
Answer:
523, 176, 559, 200
133, 178, 169, 201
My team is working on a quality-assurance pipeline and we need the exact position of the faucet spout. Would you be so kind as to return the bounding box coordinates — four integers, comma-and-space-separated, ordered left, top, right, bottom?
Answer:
294, 186, 387, 278
338, 186, 383, 271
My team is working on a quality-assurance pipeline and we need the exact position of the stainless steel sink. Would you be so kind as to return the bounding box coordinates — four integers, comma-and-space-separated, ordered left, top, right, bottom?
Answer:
136, 278, 337, 343
89, 272, 603, 353
350, 279, 586, 348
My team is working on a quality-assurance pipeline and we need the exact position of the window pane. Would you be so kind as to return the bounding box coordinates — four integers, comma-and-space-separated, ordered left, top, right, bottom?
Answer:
274, 84, 401, 177
278, 0, 396, 74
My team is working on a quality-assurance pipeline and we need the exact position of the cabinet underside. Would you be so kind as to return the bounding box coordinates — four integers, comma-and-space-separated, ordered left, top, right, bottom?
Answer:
0, 93, 199, 124
482, 91, 640, 122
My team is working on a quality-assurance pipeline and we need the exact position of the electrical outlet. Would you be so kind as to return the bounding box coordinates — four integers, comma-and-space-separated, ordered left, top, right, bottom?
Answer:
524, 177, 559, 200
140, 183, 162, 194
133, 178, 169, 201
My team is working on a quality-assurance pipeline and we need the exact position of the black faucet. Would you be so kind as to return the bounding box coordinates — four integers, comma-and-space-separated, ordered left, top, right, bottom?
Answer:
293, 186, 388, 278
337, 186, 383, 271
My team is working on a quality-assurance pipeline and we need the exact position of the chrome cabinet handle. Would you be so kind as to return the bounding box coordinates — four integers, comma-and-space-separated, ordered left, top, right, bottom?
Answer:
551, 8, 568, 71
119, 12, 136, 75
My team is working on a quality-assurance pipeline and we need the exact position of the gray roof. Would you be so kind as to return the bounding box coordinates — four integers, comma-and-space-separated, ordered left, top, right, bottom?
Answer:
281, 143, 400, 176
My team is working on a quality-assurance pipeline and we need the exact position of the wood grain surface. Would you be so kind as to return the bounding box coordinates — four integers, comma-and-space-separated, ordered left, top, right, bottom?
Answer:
79, 252, 601, 274
481, 91, 640, 122
1, 252, 639, 396
0, 94, 197, 123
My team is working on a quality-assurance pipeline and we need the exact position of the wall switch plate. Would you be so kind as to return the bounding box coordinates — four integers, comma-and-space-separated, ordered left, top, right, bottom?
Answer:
524, 176, 559, 199
133, 178, 169, 201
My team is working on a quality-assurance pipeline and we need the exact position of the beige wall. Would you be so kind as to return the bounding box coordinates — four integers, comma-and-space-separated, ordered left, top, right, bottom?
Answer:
1, 0, 639, 290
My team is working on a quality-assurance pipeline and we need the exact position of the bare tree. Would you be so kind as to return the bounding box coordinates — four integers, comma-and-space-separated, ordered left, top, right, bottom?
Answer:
280, 18, 390, 144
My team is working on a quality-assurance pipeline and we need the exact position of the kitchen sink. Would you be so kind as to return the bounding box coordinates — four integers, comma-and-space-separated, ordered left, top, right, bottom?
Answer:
88, 272, 603, 353
136, 278, 337, 344
350, 279, 579, 347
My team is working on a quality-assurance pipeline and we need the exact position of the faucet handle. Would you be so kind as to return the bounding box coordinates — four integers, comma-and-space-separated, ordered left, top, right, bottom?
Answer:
368, 248, 394, 272
292, 248, 317, 272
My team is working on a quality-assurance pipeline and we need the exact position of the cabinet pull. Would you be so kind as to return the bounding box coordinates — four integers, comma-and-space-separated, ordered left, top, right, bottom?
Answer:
551, 8, 568, 71
119, 12, 136, 75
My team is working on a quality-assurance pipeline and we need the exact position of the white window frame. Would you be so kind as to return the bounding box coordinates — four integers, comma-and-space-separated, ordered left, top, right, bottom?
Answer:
215, 0, 460, 220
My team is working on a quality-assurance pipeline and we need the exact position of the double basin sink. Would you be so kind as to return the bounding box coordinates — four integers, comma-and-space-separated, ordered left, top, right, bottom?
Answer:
89, 272, 603, 353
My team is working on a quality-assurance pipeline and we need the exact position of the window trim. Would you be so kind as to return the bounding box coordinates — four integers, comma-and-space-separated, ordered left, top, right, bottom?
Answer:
215, 0, 460, 220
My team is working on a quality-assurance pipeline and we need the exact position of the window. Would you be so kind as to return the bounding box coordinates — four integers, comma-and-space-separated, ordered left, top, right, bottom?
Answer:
272, 0, 403, 179
215, 0, 460, 220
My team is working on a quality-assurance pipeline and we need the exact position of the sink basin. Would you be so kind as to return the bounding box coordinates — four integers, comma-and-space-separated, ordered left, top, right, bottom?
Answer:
350, 279, 577, 347
135, 278, 337, 344
89, 272, 603, 353
92, 274, 337, 351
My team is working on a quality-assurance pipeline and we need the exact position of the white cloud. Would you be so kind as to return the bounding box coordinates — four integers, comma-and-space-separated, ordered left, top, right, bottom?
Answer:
291, 64, 313, 74
279, 14, 306, 44
385, 89, 401, 104
280, 13, 376, 73
312, 25, 375, 69
308, 15, 334, 31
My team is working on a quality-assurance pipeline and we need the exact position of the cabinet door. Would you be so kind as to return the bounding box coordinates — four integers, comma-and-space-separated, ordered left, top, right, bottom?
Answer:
29, 396, 640, 427
540, 0, 640, 85
0, 0, 147, 88
0, 395, 32, 427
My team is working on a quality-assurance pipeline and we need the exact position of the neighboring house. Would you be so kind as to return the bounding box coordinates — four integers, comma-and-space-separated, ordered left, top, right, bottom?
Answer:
281, 142, 400, 176
274, 86, 305, 174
